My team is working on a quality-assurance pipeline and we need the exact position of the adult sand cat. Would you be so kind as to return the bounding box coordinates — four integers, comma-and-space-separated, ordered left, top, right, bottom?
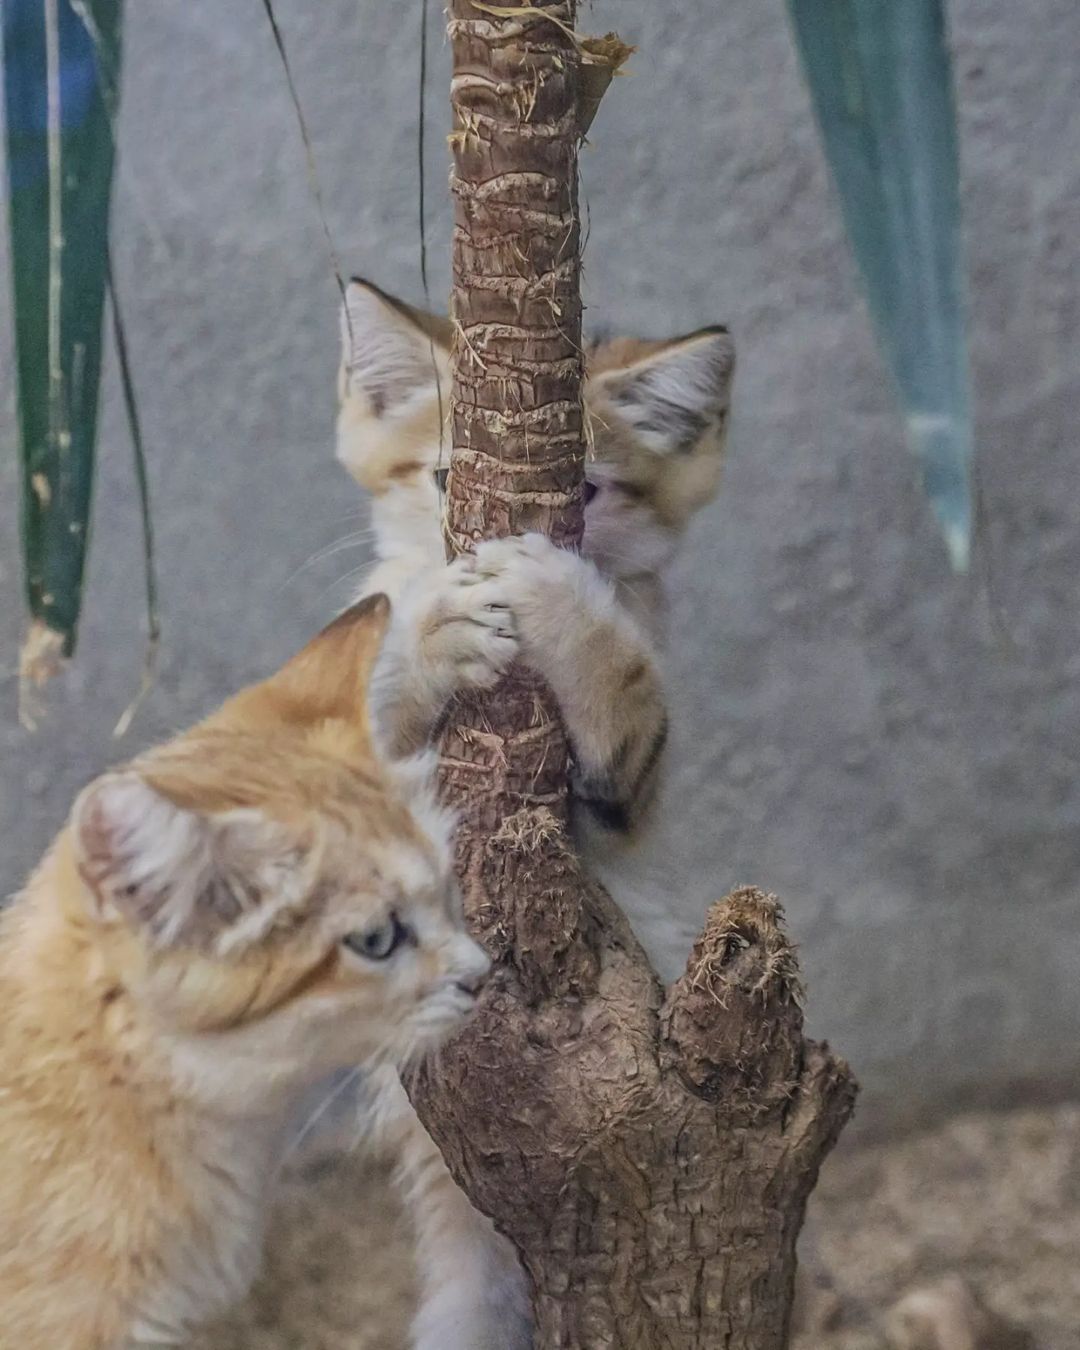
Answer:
0, 596, 489, 1350
338, 280, 735, 1350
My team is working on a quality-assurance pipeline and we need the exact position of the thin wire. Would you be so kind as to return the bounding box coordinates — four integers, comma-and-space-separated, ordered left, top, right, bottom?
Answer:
259, 0, 352, 342
44, 0, 64, 456
17, 0, 66, 729
419, 0, 448, 500
418, 0, 432, 307
66, 0, 160, 736
68, 0, 118, 118
70, 0, 172, 261
109, 257, 161, 737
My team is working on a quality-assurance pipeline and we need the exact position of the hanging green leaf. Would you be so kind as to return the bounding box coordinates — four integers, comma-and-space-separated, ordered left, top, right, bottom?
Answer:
787, 0, 973, 570
3, 0, 122, 707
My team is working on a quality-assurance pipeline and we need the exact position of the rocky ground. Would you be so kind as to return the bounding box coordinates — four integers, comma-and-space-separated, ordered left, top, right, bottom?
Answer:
195, 1102, 1080, 1350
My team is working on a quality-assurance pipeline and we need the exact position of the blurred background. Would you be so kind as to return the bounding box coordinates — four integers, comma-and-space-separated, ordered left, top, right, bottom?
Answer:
2, 1, 1078, 1345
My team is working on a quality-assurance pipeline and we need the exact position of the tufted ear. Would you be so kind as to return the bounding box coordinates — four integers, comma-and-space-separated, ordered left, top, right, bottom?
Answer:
222, 593, 393, 737
592, 327, 735, 456
71, 773, 296, 949
340, 278, 451, 417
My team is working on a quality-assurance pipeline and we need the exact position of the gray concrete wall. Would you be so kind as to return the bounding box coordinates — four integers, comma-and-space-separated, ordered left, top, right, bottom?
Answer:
2, 0, 1078, 1132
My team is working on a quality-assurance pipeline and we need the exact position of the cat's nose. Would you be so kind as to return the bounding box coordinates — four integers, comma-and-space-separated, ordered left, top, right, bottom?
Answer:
451, 934, 490, 997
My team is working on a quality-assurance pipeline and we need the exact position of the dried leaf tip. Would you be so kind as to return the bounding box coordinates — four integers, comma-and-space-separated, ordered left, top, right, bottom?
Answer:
579, 32, 635, 71
465, 4, 633, 135
18, 620, 67, 730
580, 34, 634, 136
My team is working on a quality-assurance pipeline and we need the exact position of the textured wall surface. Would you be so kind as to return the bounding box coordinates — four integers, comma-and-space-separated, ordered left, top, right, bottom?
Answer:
2, 0, 1078, 1131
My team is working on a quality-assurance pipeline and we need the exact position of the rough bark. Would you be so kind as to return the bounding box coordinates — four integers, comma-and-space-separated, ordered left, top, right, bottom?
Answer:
409, 4, 858, 1347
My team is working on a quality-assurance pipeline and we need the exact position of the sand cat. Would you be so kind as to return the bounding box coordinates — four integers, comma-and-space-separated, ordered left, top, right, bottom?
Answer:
340, 281, 734, 841
339, 280, 735, 1350
0, 596, 489, 1350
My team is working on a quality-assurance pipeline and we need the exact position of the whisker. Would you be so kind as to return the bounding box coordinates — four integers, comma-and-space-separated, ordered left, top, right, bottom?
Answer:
282, 1064, 365, 1164
306, 533, 378, 565
285, 542, 390, 601
306, 527, 379, 560
317, 563, 379, 603
277, 531, 379, 594
324, 507, 372, 526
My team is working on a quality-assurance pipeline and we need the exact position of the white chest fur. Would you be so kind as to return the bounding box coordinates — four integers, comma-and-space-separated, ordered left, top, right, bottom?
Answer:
126, 1116, 283, 1347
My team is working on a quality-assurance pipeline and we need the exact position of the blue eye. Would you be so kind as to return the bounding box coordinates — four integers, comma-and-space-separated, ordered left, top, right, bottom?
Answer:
343, 912, 414, 961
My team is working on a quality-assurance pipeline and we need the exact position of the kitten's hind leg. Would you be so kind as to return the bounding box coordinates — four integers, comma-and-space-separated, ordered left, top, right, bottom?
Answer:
366, 1067, 533, 1350
472, 534, 669, 840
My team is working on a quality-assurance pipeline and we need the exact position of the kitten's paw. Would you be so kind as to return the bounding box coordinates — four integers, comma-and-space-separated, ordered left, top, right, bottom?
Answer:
471, 533, 612, 653
419, 557, 520, 691
473, 531, 579, 588
473, 532, 594, 613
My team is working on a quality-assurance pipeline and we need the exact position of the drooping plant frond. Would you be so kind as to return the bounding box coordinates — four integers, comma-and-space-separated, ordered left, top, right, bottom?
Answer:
787, 0, 973, 570
3, 0, 122, 712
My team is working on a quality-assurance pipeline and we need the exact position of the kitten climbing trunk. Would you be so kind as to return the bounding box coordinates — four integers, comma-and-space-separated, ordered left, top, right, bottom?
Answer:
409, 4, 858, 1347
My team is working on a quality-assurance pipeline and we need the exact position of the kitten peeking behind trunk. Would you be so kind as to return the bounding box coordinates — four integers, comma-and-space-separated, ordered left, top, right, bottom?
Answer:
0, 595, 488, 1350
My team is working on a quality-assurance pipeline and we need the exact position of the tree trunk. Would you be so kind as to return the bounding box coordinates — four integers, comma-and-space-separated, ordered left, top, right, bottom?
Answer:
409, 4, 858, 1346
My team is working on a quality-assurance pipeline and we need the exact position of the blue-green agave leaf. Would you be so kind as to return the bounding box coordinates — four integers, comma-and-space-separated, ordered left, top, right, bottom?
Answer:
787, 0, 973, 570
3, 0, 122, 668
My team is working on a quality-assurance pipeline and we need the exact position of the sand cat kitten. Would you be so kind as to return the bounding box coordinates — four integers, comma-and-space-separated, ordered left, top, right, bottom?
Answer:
336, 281, 734, 1350
339, 281, 734, 841
0, 596, 488, 1350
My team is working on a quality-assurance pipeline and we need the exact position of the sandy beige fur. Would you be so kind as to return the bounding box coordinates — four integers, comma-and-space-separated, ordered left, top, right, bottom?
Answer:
0, 597, 487, 1349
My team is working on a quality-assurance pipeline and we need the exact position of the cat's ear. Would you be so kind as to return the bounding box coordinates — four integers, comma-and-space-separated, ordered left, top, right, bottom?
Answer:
340, 278, 451, 417
226, 593, 392, 734
72, 773, 300, 949
591, 327, 735, 456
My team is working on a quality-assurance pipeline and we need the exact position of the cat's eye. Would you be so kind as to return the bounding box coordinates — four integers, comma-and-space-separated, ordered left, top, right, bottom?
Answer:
583, 479, 599, 505
433, 466, 449, 493
342, 912, 414, 962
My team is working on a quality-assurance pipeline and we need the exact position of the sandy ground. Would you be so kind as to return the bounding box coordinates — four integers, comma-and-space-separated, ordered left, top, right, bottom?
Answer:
194, 1102, 1080, 1350
795, 1104, 1080, 1350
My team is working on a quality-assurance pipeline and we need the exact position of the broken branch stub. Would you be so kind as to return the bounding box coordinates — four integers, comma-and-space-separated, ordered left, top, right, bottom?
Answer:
661, 886, 806, 1117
